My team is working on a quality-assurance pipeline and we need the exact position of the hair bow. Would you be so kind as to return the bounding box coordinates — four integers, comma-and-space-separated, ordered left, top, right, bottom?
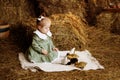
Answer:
37, 16, 45, 21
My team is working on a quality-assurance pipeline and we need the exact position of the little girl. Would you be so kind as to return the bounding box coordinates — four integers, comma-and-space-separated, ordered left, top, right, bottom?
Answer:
26, 16, 59, 63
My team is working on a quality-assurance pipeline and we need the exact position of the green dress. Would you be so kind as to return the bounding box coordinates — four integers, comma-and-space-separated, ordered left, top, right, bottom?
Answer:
27, 31, 58, 63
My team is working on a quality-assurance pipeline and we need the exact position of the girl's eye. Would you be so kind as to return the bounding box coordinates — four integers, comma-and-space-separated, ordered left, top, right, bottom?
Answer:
45, 27, 49, 29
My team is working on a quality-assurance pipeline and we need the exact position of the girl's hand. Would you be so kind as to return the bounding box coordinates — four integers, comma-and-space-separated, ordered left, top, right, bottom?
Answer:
42, 49, 48, 55
53, 48, 59, 52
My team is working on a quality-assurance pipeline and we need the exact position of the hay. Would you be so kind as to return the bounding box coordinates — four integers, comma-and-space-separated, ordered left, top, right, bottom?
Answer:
0, 0, 119, 50
37, 0, 86, 19
111, 13, 120, 34
87, 27, 120, 50
0, 0, 36, 24
96, 12, 120, 34
85, 0, 112, 25
96, 12, 113, 31
50, 12, 87, 50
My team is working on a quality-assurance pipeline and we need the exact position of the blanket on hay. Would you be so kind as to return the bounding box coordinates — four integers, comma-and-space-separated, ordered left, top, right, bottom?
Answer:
18, 49, 104, 72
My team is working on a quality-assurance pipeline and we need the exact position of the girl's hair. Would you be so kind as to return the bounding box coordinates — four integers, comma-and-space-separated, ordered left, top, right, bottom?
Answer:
36, 16, 51, 27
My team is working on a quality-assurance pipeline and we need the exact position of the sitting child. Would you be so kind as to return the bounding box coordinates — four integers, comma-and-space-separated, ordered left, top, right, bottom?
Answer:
26, 16, 59, 63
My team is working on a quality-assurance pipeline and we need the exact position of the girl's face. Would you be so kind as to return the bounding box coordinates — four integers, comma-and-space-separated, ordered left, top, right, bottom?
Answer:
38, 22, 51, 34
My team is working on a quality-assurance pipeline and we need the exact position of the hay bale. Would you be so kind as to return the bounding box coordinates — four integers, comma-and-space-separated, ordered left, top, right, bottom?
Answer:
96, 12, 120, 35
0, 0, 36, 24
87, 27, 120, 49
96, 12, 113, 31
50, 13, 87, 50
37, 0, 86, 19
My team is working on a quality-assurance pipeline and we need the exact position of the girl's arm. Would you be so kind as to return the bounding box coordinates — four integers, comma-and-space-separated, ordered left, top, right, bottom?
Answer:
50, 38, 59, 51
31, 36, 43, 54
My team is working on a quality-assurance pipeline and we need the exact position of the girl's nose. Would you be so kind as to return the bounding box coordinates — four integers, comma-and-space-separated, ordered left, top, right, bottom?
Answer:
48, 28, 50, 31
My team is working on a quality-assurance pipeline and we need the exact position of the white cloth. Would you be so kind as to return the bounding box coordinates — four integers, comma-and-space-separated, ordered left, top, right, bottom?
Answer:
33, 30, 52, 40
18, 49, 104, 72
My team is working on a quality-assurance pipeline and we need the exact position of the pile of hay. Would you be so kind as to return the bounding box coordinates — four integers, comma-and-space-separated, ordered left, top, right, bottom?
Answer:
0, 0, 36, 24
50, 12, 87, 51
87, 1, 120, 48
37, 0, 86, 19
96, 12, 120, 35
96, 12, 113, 31
87, 11, 120, 49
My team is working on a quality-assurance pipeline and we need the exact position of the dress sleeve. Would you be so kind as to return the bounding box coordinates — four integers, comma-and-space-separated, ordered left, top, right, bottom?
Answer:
31, 35, 43, 54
